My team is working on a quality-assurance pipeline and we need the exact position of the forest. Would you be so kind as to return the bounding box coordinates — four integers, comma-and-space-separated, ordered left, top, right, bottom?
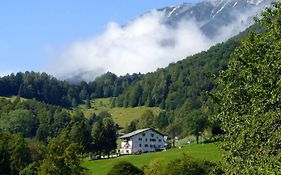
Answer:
1, 2, 281, 174
0, 72, 142, 108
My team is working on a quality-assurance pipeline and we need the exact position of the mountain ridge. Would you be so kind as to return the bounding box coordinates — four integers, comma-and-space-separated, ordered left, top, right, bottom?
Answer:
161, 0, 273, 37
61, 0, 274, 83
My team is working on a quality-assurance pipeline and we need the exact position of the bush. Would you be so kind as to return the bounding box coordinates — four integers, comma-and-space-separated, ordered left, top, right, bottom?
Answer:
108, 161, 144, 175
164, 155, 214, 175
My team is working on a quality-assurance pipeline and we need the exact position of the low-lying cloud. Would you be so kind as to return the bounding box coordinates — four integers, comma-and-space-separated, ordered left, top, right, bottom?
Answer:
47, 9, 255, 82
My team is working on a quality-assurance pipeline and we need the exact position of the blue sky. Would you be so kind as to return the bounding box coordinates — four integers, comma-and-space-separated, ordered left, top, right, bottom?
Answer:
0, 0, 201, 75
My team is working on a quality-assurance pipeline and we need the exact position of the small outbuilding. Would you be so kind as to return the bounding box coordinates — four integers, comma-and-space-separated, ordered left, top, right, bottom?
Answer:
119, 128, 166, 155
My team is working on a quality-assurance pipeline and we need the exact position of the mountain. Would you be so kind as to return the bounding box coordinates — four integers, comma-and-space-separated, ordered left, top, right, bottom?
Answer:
63, 0, 274, 83
113, 23, 266, 136
160, 0, 273, 37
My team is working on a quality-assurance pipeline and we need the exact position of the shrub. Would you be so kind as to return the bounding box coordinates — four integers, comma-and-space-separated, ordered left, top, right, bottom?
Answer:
108, 161, 144, 175
165, 155, 214, 175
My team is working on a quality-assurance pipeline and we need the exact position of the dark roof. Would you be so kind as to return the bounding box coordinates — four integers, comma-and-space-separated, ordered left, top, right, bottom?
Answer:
118, 128, 165, 139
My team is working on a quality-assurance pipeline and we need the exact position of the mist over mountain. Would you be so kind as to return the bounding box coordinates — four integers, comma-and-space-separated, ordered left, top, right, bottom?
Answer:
162, 0, 272, 37
49, 0, 274, 82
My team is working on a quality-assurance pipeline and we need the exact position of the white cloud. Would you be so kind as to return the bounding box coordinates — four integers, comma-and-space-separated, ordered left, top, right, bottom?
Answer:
47, 10, 214, 81
47, 9, 258, 82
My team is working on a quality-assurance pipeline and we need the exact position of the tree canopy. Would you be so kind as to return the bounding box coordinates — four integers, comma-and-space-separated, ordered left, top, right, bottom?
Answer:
214, 2, 281, 173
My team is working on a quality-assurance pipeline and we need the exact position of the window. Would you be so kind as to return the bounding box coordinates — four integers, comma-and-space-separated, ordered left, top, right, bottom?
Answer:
142, 133, 146, 136
145, 144, 148, 147
139, 138, 142, 141
158, 139, 162, 142
145, 138, 147, 141
151, 134, 154, 137
139, 144, 142, 147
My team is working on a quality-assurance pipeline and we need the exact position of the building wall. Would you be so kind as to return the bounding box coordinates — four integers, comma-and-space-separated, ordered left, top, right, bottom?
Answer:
120, 139, 133, 154
120, 129, 165, 154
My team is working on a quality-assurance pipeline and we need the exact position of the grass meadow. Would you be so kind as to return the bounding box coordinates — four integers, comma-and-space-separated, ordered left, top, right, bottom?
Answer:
80, 98, 162, 128
82, 142, 222, 175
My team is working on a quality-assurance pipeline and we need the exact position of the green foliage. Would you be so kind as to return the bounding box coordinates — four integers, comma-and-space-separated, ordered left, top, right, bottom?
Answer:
81, 98, 162, 129
88, 72, 142, 98
0, 109, 38, 137
0, 71, 142, 108
69, 111, 94, 153
184, 110, 208, 144
124, 119, 138, 133
0, 97, 96, 153
165, 155, 214, 175
19, 162, 39, 175
0, 130, 88, 175
137, 109, 155, 128
114, 24, 263, 137
91, 117, 117, 155
37, 131, 88, 175
108, 161, 144, 175
0, 132, 32, 175
0, 71, 80, 107
154, 111, 170, 130
214, 2, 281, 173
142, 159, 162, 175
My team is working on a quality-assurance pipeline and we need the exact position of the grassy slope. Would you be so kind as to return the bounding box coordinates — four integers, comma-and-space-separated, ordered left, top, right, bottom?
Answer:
80, 98, 162, 128
2, 96, 161, 129
0, 96, 27, 102
82, 143, 222, 175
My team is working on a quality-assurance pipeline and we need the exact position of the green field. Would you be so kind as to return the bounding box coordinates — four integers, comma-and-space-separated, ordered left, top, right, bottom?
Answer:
82, 143, 222, 175
80, 98, 162, 128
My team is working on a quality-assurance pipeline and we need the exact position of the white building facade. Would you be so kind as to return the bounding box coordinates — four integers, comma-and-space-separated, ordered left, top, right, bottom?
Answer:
119, 128, 166, 155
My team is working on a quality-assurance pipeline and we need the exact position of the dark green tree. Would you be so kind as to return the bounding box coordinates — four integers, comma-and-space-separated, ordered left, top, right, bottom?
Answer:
108, 161, 143, 175
185, 110, 208, 144
165, 155, 213, 175
91, 117, 117, 156
102, 118, 117, 156
0, 132, 32, 175
137, 110, 154, 129
124, 120, 138, 133
0, 109, 38, 137
37, 131, 88, 175
10, 135, 32, 175
154, 111, 170, 130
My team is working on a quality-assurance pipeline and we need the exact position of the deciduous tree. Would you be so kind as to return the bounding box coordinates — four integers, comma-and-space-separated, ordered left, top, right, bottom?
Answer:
214, 2, 281, 173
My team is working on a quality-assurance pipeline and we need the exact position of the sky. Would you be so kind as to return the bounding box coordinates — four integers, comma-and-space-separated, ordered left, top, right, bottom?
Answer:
0, 0, 202, 76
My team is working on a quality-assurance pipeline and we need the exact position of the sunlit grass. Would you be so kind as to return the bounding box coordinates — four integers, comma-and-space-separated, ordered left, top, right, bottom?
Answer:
82, 142, 222, 175
80, 98, 161, 129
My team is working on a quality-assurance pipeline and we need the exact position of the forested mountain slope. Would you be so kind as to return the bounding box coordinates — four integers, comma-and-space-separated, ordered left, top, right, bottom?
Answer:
113, 24, 265, 136
115, 24, 264, 110
0, 72, 142, 107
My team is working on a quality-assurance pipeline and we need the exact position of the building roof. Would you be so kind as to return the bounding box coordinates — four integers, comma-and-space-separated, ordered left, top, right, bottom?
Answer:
118, 128, 165, 139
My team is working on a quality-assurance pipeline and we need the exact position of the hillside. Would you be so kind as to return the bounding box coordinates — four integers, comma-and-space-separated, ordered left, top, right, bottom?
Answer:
0, 71, 142, 107
83, 143, 221, 175
0, 24, 265, 138
79, 98, 161, 129
114, 24, 265, 137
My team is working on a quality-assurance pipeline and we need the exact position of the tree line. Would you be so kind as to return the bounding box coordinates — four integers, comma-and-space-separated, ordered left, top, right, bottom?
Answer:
113, 24, 266, 139
0, 71, 142, 108
0, 97, 118, 174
